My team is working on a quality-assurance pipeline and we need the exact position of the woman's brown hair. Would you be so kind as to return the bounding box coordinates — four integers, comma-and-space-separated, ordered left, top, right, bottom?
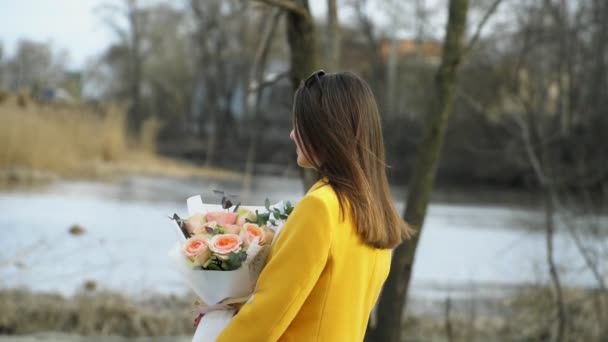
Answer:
293, 71, 413, 249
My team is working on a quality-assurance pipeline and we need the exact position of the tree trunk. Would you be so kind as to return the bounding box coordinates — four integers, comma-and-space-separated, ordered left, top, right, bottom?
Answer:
326, 0, 340, 71
127, 0, 144, 134
385, 37, 399, 118
543, 186, 566, 342
243, 9, 282, 196
366, 0, 470, 341
285, 0, 320, 191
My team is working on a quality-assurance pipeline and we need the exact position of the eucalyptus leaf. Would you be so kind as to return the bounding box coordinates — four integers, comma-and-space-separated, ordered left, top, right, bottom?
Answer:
264, 198, 270, 210
228, 252, 241, 265
286, 205, 294, 215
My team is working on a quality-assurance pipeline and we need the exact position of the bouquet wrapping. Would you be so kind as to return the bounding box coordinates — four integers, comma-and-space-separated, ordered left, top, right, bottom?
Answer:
169, 195, 291, 341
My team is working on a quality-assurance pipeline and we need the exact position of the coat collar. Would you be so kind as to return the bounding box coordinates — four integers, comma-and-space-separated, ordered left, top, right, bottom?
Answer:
307, 177, 329, 194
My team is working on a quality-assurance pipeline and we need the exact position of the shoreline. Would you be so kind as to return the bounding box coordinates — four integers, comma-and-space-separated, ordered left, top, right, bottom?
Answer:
0, 333, 191, 342
1, 286, 603, 341
0, 162, 544, 209
0, 156, 243, 188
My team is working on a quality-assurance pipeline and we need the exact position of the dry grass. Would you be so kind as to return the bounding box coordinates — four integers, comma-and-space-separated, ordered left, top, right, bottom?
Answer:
139, 116, 162, 154
399, 286, 608, 342
0, 96, 241, 183
0, 99, 130, 176
0, 289, 194, 336
1, 286, 605, 340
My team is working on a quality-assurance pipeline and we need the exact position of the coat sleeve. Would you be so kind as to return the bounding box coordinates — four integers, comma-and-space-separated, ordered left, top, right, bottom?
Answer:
216, 194, 332, 341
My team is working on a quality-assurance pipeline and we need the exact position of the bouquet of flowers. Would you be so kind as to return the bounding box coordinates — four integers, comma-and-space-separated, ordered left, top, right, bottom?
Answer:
169, 192, 293, 342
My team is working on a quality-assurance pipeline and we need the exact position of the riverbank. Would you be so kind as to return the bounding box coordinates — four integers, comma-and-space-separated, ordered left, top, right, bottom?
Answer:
0, 287, 604, 341
0, 99, 241, 187
0, 156, 242, 186
0, 333, 190, 342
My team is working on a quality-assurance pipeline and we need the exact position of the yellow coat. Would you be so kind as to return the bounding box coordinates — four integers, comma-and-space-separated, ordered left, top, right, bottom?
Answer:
216, 179, 392, 342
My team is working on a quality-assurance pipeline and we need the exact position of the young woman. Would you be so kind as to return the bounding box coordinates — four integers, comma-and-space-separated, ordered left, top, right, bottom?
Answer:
216, 71, 412, 341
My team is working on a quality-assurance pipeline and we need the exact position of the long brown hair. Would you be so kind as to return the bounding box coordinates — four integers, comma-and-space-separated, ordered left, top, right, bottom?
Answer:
293, 71, 413, 249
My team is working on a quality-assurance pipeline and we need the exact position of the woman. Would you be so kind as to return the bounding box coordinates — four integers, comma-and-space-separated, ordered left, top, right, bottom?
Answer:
216, 71, 412, 341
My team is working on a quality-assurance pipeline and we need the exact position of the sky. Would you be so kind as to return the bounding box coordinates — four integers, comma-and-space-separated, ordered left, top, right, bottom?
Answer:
0, 0, 113, 69
0, 0, 333, 70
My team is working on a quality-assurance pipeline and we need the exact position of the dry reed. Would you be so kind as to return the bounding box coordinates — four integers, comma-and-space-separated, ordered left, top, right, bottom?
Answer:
0, 289, 193, 336
0, 101, 130, 176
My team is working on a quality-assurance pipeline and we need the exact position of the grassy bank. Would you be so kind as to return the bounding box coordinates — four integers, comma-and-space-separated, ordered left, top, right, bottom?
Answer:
1, 287, 605, 341
0, 289, 194, 336
0, 98, 241, 184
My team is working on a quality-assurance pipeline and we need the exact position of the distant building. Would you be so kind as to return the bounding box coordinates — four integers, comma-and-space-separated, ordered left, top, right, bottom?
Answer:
379, 39, 442, 64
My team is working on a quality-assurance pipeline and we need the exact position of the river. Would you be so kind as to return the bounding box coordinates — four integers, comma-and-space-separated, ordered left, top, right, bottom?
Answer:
0, 175, 603, 303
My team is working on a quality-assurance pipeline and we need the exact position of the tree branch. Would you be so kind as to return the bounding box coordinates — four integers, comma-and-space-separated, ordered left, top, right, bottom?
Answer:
464, 0, 504, 55
248, 71, 290, 93
253, 0, 309, 17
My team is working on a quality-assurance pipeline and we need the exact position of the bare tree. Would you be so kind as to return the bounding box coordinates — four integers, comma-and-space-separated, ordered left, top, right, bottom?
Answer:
367, 3, 470, 339
189, 0, 249, 166
255, 0, 321, 190
98, 0, 148, 133
242, 8, 283, 195
3, 40, 67, 92
325, 0, 340, 71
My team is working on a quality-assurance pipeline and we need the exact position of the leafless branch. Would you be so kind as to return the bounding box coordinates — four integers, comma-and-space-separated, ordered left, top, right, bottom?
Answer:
253, 9, 283, 72
248, 71, 290, 93
464, 0, 505, 55
253, 0, 309, 17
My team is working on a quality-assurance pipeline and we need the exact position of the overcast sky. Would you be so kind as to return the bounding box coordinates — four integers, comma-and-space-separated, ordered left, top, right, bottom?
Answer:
0, 0, 339, 69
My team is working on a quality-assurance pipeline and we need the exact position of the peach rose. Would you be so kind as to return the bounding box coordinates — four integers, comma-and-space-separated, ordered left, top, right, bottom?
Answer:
185, 213, 206, 235
206, 211, 237, 225
209, 234, 242, 256
183, 235, 211, 264
194, 221, 217, 235
261, 226, 275, 245
240, 223, 265, 247
236, 209, 255, 226
222, 224, 242, 235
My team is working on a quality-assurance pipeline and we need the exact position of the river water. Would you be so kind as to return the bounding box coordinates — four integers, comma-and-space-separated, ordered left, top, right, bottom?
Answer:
0, 175, 604, 301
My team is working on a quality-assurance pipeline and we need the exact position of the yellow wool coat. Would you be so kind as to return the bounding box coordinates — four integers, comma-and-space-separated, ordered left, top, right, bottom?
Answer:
216, 179, 392, 342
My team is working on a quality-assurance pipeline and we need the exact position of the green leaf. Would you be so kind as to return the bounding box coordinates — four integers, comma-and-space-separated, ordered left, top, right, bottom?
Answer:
228, 252, 241, 264
222, 251, 247, 270
233, 202, 241, 213
285, 202, 294, 215
264, 198, 270, 211
256, 212, 270, 225
280, 214, 288, 220
205, 262, 221, 271
269, 219, 276, 226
